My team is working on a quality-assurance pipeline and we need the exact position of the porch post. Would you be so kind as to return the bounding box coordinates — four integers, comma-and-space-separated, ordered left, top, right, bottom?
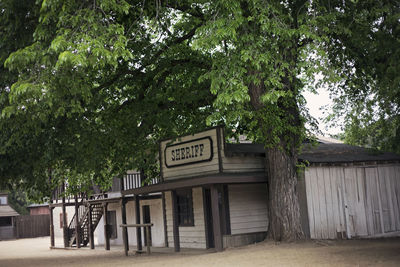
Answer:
74, 195, 80, 248
62, 185, 68, 248
49, 206, 55, 248
103, 203, 110, 250
88, 203, 95, 249
211, 185, 223, 251
121, 197, 129, 255
135, 195, 142, 251
171, 190, 180, 252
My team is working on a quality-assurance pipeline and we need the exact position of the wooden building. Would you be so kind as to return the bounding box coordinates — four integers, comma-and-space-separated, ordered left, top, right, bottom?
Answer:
122, 127, 269, 251
28, 203, 50, 215
299, 141, 400, 239
49, 126, 400, 252
0, 193, 19, 240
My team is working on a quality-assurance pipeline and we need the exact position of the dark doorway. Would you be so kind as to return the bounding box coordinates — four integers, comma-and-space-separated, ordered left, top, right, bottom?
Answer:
107, 210, 117, 239
204, 188, 214, 248
142, 205, 152, 246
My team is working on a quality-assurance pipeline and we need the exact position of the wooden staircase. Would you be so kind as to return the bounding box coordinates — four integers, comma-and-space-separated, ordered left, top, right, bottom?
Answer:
68, 203, 103, 247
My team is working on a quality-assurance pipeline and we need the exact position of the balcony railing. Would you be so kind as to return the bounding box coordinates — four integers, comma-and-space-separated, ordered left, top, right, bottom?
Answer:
122, 172, 160, 191
52, 171, 161, 202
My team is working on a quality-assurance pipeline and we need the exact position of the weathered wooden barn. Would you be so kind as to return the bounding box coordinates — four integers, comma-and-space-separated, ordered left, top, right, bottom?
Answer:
49, 126, 400, 252
299, 141, 400, 239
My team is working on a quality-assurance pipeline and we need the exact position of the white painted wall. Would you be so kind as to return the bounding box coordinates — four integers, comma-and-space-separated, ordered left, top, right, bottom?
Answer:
96, 198, 165, 247
52, 206, 76, 247
228, 184, 268, 235
165, 187, 207, 249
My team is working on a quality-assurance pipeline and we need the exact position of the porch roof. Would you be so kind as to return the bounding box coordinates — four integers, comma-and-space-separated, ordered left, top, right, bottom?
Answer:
0, 205, 19, 217
122, 172, 266, 195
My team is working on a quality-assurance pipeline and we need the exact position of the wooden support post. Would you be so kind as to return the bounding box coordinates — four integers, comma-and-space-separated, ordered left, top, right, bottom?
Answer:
49, 206, 55, 248
74, 195, 80, 248
103, 203, 110, 250
49, 173, 55, 248
88, 204, 95, 249
162, 192, 168, 248
211, 185, 223, 251
171, 190, 180, 252
62, 189, 68, 248
145, 226, 151, 254
121, 198, 129, 256
135, 195, 142, 251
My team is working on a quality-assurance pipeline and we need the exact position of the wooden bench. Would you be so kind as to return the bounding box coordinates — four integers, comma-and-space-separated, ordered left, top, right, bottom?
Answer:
119, 223, 153, 256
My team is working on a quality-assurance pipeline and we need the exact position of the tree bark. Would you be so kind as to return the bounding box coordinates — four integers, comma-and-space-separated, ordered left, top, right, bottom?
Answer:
247, 71, 304, 241
266, 145, 304, 241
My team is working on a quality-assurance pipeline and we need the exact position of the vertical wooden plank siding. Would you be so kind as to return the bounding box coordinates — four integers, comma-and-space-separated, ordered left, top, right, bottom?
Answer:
394, 166, 400, 231
323, 167, 335, 239
340, 168, 351, 239
356, 167, 368, 236
310, 167, 322, 239
378, 166, 391, 232
305, 164, 400, 240
317, 167, 328, 239
304, 168, 315, 239
328, 167, 341, 237
384, 166, 397, 231
364, 168, 375, 236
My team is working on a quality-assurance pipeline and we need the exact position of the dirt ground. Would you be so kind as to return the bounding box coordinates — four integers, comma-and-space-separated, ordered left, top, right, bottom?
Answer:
0, 237, 399, 267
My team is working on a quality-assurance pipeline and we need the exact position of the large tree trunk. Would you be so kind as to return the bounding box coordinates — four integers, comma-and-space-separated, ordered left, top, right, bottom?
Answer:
266, 145, 304, 241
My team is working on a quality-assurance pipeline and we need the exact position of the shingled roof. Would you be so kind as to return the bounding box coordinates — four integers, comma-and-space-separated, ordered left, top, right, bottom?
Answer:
0, 205, 19, 217
299, 143, 400, 164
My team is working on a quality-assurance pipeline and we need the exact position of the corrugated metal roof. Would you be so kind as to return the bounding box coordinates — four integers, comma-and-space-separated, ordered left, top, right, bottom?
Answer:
0, 205, 19, 217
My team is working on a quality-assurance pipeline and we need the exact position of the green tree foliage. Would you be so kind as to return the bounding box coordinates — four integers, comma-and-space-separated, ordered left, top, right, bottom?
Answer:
321, 0, 400, 153
1, 0, 397, 241
1, 0, 214, 198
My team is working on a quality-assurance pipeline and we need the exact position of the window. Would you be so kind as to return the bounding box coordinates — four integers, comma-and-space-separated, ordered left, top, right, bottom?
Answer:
0, 217, 12, 226
176, 189, 194, 226
0, 196, 7, 205
107, 210, 117, 239
59, 213, 68, 228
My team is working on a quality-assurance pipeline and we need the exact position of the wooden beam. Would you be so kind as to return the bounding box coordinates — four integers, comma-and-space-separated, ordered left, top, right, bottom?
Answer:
88, 204, 95, 249
49, 201, 55, 248
121, 198, 129, 256
221, 185, 231, 235
135, 195, 142, 251
211, 185, 223, 251
74, 195, 80, 248
103, 203, 110, 250
62, 191, 68, 248
122, 173, 266, 196
171, 190, 180, 252
162, 192, 168, 248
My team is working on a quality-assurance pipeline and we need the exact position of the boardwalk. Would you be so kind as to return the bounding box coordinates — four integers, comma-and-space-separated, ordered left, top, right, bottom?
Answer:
0, 237, 399, 266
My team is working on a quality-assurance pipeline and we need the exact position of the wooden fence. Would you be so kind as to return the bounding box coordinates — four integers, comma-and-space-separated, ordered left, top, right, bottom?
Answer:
16, 214, 50, 238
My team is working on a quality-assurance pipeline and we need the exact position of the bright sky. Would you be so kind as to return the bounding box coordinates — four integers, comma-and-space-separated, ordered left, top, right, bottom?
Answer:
304, 88, 342, 136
